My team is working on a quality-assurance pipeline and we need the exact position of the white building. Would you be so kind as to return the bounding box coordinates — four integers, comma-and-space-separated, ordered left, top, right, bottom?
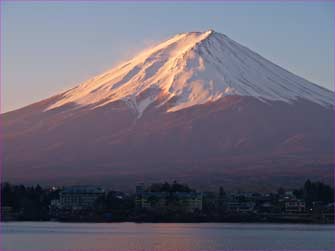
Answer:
285, 200, 306, 213
58, 186, 105, 210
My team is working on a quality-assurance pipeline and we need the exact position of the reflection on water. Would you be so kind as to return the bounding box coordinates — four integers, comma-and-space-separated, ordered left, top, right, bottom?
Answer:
1, 222, 334, 250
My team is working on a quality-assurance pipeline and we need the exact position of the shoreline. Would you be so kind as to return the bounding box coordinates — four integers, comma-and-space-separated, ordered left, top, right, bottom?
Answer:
2, 218, 333, 224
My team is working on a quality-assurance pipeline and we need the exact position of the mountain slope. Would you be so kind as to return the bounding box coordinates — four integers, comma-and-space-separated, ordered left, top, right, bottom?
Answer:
2, 30, 333, 190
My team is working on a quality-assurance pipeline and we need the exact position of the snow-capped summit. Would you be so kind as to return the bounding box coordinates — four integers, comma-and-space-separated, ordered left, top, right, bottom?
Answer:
46, 30, 333, 116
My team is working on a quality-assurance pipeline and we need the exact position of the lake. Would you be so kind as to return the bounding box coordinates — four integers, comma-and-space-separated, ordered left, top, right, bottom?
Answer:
1, 222, 334, 250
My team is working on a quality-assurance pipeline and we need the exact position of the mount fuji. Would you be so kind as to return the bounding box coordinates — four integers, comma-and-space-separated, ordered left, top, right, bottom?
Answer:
2, 30, 334, 190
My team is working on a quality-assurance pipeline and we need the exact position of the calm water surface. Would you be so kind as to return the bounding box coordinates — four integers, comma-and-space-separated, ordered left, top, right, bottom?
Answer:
1, 222, 334, 250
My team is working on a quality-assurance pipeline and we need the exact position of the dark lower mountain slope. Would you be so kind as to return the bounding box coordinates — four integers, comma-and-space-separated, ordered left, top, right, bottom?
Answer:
2, 95, 333, 191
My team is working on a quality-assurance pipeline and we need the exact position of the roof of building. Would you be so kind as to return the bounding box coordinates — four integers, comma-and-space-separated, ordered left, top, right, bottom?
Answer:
140, 191, 202, 199
61, 186, 105, 194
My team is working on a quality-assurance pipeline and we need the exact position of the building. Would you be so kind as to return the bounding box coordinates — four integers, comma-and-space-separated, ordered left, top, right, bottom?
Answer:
137, 192, 203, 212
285, 200, 306, 213
136, 183, 145, 195
136, 192, 168, 210
227, 202, 256, 213
174, 192, 203, 212
135, 184, 203, 213
58, 186, 105, 210
258, 202, 276, 213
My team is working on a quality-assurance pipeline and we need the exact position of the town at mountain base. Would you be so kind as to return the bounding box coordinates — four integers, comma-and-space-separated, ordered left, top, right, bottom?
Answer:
1, 180, 334, 224
2, 30, 333, 190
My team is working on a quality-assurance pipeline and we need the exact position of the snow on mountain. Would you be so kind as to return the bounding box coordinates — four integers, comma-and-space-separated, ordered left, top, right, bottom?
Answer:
46, 30, 333, 116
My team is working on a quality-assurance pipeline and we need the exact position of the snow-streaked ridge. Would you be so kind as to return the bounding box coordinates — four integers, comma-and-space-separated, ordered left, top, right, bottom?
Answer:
46, 29, 333, 115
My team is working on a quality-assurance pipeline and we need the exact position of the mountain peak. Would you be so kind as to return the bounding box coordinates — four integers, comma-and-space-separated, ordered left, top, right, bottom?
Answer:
182, 29, 215, 36
46, 30, 333, 115
204, 28, 215, 36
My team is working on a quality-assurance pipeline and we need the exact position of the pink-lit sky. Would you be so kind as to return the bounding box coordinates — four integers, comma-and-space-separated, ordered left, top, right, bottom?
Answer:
1, 1, 333, 113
